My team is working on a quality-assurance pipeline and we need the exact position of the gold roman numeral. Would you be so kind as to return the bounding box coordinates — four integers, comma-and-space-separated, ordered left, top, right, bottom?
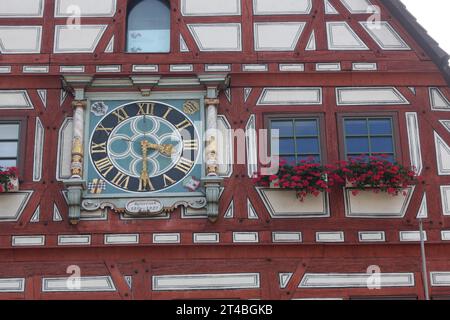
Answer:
112, 107, 130, 123
137, 102, 155, 115
96, 124, 113, 135
176, 119, 192, 131
111, 172, 130, 189
139, 177, 155, 192
175, 157, 194, 174
183, 140, 198, 150
163, 108, 172, 119
163, 174, 176, 187
91, 142, 107, 154
94, 157, 114, 176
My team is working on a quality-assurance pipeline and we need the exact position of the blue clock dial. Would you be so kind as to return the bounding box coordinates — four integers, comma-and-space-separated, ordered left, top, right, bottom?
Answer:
90, 101, 200, 193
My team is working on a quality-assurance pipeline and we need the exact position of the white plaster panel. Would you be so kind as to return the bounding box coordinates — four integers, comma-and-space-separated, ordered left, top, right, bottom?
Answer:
358, 231, 386, 242
33, 118, 44, 182
326, 22, 369, 50
0, 278, 25, 292
360, 21, 410, 50
257, 88, 322, 105
181, 0, 241, 16
0, 0, 44, 17
430, 88, 450, 110
188, 24, 242, 51
340, 0, 373, 13
42, 276, 116, 292
96, 65, 121, 73
60, 66, 86, 73
316, 232, 345, 243
170, 64, 193, 72
434, 132, 450, 175
58, 235, 91, 246
153, 233, 181, 244
55, 0, 116, 17
0, 192, 33, 222
316, 63, 341, 71
441, 186, 450, 215
0, 90, 33, 109
205, 64, 231, 72
399, 231, 427, 242
104, 234, 139, 245
279, 64, 305, 72
132, 65, 159, 73
153, 273, 260, 291
23, 65, 49, 73
254, 22, 305, 51
431, 272, 450, 286
0, 66, 11, 73
336, 87, 409, 105
253, 0, 312, 15
56, 118, 73, 181
193, 233, 220, 243
272, 232, 302, 243
352, 62, 377, 71
12, 235, 45, 246
442, 231, 450, 241
405, 112, 423, 175
299, 273, 414, 288
54, 25, 107, 53
217, 115, 233, 177
324, 0, 339, 14
0, 26, 42, 54
233, 232, 259, 243
242, 64, 268, 72
246, 115, 257, 178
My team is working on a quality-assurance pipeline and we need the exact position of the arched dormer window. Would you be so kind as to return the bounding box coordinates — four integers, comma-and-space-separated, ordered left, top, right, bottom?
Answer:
127, 0, 171, 53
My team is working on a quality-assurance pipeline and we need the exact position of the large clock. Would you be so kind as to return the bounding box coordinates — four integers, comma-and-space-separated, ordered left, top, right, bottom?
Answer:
89, 101, 200, 193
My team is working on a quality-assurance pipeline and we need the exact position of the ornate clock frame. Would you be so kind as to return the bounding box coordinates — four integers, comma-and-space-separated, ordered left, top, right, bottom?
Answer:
62, 74, 228, 224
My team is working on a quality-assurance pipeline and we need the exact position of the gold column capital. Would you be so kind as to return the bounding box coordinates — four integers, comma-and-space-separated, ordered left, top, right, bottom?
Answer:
72, 100, 87, 109
205, 98, 220, 106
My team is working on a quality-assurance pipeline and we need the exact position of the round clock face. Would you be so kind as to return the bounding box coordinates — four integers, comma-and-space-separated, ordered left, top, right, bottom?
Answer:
90, 101, 200, 193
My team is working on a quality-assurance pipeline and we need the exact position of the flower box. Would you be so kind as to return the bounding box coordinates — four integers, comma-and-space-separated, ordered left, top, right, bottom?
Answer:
0, 167, 19, 193
256, 187, 329, 218
344, 186, 414, 218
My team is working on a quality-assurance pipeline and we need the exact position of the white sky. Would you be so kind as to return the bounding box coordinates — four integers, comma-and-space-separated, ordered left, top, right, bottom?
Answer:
401, 0, 450, 56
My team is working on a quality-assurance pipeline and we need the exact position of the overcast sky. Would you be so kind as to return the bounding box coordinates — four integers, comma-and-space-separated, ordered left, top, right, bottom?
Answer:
401, 0, 450, 56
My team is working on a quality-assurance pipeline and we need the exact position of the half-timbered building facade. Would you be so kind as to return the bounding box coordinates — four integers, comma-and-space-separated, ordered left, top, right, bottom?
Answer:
0, 0, 450, 299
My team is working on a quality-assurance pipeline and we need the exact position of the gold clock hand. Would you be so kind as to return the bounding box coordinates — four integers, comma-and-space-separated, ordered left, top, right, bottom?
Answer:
147, 143, 174, 157
139, 140, 152, 191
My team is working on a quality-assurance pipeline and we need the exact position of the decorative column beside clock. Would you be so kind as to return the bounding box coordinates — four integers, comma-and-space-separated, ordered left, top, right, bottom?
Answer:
66, 99, 88, 225
202, 85, 224, 221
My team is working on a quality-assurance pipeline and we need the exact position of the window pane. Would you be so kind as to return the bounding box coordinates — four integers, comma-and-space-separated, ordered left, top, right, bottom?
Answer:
369, 119, 392, 135
298, 155, 320, 163
371, 137, 394, 153
297, 138, 320, 154
345, 119, 368, 135
0, 124, 19, 139
295, 120, 318, 136
271, 121, 293, 137
280, 156, 297, 165
279, 139, 295, 154
372, 153, 395, 162
346, 137, 369, 154
0, 159, 17, 168
127, 0, 170, 53
348, 154, 370, 162
0, 142, 18, 158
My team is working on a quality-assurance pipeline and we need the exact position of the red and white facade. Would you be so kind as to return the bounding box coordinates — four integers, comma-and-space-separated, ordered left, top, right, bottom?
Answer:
0, 0, 450, 299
